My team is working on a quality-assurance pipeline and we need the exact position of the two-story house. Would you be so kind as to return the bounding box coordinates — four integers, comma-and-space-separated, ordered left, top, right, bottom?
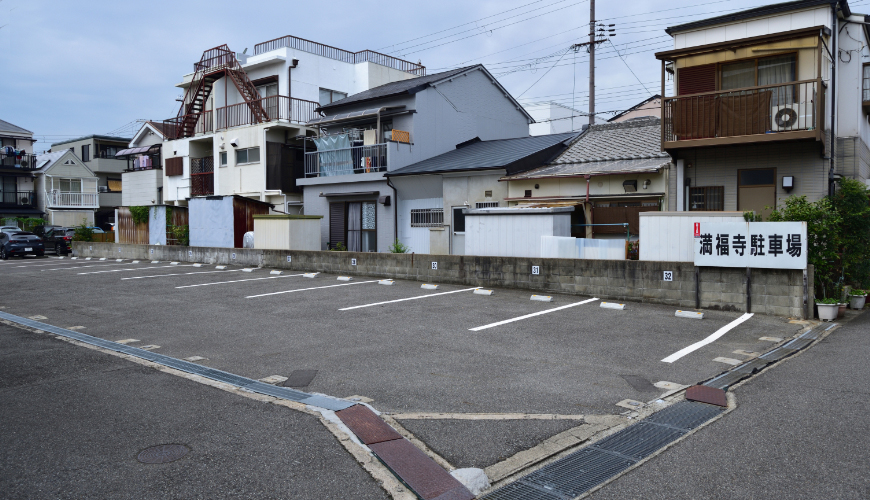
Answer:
0, 119, 40, 223
655, 0, 869, 218
118, 121, 166, 207
158, 38, 424, 214
300, 64, 535, 252
51, 135, 131, 228
33, 150, 99, 226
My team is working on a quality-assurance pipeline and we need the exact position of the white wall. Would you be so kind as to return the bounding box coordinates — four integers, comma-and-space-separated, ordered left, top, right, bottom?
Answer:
122, 169, 162, 206
673, 6, 832, 49
464, 210, 572, 258
189, 196, 234, 248
639, 211, 745, 262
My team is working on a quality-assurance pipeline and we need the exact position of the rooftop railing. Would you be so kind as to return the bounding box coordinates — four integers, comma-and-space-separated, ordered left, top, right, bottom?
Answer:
253, 35, 425, 75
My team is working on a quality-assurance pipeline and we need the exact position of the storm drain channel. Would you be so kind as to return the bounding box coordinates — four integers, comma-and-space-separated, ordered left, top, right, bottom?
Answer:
0, 311, 354, 411
482, 322, 836, 500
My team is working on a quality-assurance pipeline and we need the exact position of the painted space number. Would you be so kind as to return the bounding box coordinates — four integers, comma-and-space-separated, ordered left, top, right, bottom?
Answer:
351, 258, 357, 266
531, 266, 540, 275
663, 271, 673, 281
431, 262, 438, 270
287, 256, 292, 263
231, 253, 236, 259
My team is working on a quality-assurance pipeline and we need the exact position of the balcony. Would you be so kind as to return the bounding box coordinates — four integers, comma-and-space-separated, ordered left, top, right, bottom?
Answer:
45, 191, 99, 209
662, 79, 825, 150
216, 96, 319, 130
0, 152, 37, 172
253, 35, 426, 75
304, 144, 388, 177
0, 190, 35, 208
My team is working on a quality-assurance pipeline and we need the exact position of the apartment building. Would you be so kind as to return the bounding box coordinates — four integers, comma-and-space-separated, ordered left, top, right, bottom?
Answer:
159, 37, 424, 219
656, 0, 870, 218
33, 150, 99, 226
51, 135, 131, 228
299, 64, 535, 252
0, 119, 40, 221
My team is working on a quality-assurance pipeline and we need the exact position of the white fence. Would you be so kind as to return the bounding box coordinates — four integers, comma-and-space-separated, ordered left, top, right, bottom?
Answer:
45, 191, 99, 209
541, 236, 626, 260
639, 211, 745, 262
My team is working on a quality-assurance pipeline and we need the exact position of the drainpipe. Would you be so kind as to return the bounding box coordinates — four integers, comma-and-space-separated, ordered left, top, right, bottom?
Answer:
829, 1, 839, 197
386, 175, 398, 243
376, 107, 391, 143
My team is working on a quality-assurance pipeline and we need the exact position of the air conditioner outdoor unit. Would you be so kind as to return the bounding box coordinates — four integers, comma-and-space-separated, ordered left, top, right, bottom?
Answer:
770, 102, 813, 132
98, 186, 109, 193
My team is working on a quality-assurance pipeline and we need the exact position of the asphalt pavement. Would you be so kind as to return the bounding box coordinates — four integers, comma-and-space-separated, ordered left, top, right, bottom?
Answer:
588, 309, 870, 499
0, 323, 388, 500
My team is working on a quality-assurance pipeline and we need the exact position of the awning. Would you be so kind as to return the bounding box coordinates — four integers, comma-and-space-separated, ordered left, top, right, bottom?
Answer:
115, 144, 161, 158
307, 106, 407, 126
0, 207, 45, 216
319, 191, 380, 197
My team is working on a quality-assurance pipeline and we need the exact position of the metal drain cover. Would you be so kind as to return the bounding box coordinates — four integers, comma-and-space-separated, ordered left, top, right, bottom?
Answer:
137, 444, 190, 464
686, 385, 728, 407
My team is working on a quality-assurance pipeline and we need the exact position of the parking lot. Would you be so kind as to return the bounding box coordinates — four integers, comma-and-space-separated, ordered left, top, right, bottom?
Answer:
1, 255, 805, 472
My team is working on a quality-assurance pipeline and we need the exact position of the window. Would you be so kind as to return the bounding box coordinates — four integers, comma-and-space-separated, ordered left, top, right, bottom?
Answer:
720, 54, 795, 105
235, 147, 260, 164
107, 179, 122, 192
256, 83, 278, 98
475, 201, 499, 209
219, 151, 228, 167
59, 178, 82, 193
452, 207, 466, 232
81, 144, 90, 162
863, 63, 870, 102
411, 208, 444, 227
319, 88, 347, 106
1, 138, 15, 148
689, 186, 724, 211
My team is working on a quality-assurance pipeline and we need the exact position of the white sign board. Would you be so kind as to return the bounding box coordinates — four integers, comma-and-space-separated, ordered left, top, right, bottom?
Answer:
693, 221, 807, 269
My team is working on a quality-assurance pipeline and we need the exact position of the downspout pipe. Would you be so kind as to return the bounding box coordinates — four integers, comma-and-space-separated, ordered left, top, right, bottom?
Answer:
829, 1, 839, 197
386, 175, 398, 243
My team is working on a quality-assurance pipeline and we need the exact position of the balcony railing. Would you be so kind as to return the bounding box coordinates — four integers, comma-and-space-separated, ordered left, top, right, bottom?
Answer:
216, 96, 319, 129
662, 79, 824, 148
0, 190, 35, 207
196, 110, 214, 135
0, 152, 37, 171
253, 35, 426, 75
304, 143, 387, 177
45, 191, 99, 208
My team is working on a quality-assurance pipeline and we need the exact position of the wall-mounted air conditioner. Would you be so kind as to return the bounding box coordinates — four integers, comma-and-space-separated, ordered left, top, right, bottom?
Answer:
98, 186, 109, 193
771, 102, 813, 132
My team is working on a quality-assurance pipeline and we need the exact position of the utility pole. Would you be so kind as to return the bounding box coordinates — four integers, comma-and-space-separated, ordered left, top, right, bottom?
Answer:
570, 9, 614, 127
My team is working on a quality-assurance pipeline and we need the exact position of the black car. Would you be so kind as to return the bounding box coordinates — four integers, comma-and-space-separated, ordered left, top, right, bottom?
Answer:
0, 231, 45, 259
43, 227, 74, 255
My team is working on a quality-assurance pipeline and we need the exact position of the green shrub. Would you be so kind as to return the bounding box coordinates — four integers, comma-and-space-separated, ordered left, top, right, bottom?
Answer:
130, 206, 149, 225
389, 239, 410, 253
14, 217, 46, 231
816, 297, 839, 305
72, 219, 94, 242
330, 242, 347, 251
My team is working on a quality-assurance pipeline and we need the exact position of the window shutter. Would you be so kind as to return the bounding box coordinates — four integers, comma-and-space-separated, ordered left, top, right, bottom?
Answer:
678, 64, 716, 95
165, 157, 184, 176
329, 202, 346, 249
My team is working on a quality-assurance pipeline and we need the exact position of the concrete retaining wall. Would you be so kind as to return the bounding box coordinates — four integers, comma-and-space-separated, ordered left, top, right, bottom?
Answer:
74, 242, 812, 318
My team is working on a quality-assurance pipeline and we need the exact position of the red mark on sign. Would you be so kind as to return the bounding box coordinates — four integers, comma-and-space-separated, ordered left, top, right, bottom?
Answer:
694, 222, 700, 237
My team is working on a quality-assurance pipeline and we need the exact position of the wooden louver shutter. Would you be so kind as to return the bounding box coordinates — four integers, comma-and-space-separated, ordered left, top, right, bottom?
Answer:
329, 202, 346, 249
677, 64, 716, 96
165, 157, 184, 176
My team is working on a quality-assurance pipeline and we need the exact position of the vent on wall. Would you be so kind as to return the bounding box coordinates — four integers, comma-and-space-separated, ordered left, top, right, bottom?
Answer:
475, 201, 499, 208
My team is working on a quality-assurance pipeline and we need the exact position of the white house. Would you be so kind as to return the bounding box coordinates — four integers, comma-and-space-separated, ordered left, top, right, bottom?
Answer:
33, 150, 99, 226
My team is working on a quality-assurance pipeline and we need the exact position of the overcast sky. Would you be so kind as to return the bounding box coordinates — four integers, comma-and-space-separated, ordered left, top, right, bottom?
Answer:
2, 0, 867, 152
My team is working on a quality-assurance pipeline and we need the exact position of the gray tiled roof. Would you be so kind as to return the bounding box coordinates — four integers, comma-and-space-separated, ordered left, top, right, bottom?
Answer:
502, 117, 671, 180
0, 119, 33, 135
318, 66, 478, 112
387, 132, 579, 176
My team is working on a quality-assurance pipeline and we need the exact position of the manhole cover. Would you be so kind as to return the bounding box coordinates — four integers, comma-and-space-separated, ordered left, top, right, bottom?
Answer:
137, 444, 190, 464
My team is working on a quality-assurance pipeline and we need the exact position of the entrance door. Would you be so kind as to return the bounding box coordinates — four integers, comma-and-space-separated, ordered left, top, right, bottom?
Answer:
738, 168, 776, 220
451, 206, 466, 255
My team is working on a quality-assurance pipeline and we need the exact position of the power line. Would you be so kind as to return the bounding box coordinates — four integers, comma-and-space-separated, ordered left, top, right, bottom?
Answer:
607, 38, 653, 97
517, 48, 571, 98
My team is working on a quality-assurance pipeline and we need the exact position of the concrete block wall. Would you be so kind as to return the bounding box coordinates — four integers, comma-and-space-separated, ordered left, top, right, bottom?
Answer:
74, 242, 812, 318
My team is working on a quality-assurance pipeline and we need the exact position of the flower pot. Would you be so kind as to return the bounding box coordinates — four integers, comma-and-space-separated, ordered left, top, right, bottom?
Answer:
837, 303, 847, 318
817, 303, 839, 321
850, 295, 866, 310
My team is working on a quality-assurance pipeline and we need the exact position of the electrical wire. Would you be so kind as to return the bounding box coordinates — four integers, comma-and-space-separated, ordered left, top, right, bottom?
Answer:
517, 49, 571, 98
607, 39, 654, 97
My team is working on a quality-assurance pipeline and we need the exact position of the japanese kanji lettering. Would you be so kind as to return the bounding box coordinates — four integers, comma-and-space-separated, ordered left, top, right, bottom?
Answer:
716, 234, 729, 256
769, 234, 783, 257
786, 234, 802, 257
732, 234, 746, 256
699, 233, 713, 255
750, 234, 765, 256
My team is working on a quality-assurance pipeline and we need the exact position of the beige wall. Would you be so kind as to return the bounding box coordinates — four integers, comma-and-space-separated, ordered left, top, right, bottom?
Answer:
506, 171, 669, 201
122, 169, 163, 206
610, 99, 661, 122
675, 36, 821, 83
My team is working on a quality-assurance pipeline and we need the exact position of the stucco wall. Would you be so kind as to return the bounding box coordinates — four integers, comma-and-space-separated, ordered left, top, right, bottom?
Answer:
302, 179, 394, 251
122, 169, 163, 206
188, 196, 234, 248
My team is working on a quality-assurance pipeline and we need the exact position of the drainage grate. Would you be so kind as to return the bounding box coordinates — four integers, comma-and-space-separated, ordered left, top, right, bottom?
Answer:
702, 370, 748, 390
137, 444, 190, 464
734, 358, 769, 374
591, 422, 685, 460
336, 405, 403, 445
298, 394, 356, 411
759, 347, 795, 362
643, 401, 724, 430
480, 481, 563, 500
685, 386, 728, 408
521, 448, 636, 499
782, 337, 814, 350
242, 381, 310, 402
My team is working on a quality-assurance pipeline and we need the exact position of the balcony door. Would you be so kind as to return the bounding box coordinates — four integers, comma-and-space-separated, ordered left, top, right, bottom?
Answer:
738, 168, 776, 220
1, 176, 16, 205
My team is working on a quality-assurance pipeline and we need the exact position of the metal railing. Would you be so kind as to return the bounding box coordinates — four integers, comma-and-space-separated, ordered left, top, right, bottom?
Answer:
0, 190, 35, 207
215, 95, 320, 129
304, 144, 388, 177
44, 191, 99, 208
190, 156, 214, 197
253, 35, 426, 75
410, 208, 444, 227
196, 110, 213, 135
662, 79, 823, 144
0, 152, 37, 170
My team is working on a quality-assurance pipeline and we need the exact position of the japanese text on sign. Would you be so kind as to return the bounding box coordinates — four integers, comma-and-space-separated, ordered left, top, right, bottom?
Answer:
693, 222, 807, 269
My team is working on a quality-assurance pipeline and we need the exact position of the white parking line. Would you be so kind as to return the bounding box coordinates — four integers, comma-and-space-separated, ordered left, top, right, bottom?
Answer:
175, 274, 306, 288
40, 262, 138, 271
339, 287, 482, 311
469, 298, 599, 331
246, 280, 378, 298
122, 270, 240, 280
76, 265, 194, 275
661, 312, 754, 364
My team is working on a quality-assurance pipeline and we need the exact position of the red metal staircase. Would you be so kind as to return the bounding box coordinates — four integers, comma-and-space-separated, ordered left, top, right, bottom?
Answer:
168, 45, 268, 139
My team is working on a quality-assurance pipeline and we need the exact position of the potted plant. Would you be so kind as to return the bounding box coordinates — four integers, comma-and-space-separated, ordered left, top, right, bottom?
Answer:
816, 298, 839, 321
849, 289, 866, 310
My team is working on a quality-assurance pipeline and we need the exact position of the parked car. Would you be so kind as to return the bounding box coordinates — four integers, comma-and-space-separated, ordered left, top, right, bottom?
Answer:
1, 226, 22, 234
43, 227, 74, 255
0, 231, 45, 259
33, 225, 63, 239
